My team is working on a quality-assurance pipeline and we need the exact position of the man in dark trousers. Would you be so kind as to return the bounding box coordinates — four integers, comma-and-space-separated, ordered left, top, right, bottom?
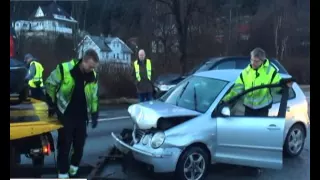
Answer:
133, 49, 154, 102
45, 49, 100, 178
223, 47, 292, 176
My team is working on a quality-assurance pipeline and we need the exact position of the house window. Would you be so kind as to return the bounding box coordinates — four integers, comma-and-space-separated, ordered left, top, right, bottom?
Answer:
113, 54, 116, 58
116, 54, 119, 59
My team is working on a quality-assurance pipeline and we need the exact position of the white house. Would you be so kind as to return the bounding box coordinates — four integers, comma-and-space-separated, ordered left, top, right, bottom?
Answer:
14, 2, 77, 36
77, 35, 134, 65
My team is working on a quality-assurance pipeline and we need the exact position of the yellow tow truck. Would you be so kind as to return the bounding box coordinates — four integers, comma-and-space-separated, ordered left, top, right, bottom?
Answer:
10, 96, 63, 177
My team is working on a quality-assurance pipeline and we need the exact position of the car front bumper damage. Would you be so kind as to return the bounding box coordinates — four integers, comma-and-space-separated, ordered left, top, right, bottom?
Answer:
111, 132, 181, 173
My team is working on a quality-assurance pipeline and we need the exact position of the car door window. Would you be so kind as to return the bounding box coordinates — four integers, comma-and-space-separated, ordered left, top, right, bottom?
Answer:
212, 61, 236, 70
226, 86, 284, 117
272, 87, 295, 104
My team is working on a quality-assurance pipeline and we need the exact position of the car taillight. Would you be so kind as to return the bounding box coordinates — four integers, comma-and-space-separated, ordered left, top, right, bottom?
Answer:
42, 143, 51, 155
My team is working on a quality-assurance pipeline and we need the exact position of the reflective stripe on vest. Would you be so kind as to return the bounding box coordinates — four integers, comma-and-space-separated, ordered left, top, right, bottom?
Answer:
56, 60, 98, 115
134, 59, 152, 81
28, 61, 44, 88
241, 59, 278, 109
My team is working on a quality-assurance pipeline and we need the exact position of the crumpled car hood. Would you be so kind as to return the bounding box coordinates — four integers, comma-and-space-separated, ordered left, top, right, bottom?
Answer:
128, 100, 201, 130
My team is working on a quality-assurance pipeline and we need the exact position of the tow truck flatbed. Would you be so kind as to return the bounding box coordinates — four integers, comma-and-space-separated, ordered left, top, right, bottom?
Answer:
10, 97, 62, 140
10, 96, 63, 178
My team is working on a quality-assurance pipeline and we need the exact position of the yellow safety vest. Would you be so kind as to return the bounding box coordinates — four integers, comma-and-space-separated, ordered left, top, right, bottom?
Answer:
134, 59, 152, 81
45, 59, 98, 115
223, 59, 282, 109
28, 61, 44, 88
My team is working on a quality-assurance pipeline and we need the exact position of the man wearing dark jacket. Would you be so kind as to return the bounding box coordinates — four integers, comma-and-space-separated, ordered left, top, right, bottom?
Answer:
45, 49, 100, 178
132, 49, 154, 102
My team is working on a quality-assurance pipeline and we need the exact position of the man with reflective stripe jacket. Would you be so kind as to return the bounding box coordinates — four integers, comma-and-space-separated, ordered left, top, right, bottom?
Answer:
222, 47, 292, 176
45, 49, 100, 179
132, 49, 154, 102
24, 53, 45, 100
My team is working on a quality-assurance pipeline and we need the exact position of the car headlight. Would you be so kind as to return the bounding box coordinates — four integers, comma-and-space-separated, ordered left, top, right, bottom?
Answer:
158, 84, 176, 91
151, 132, 165, 149
142, 134, 151, 145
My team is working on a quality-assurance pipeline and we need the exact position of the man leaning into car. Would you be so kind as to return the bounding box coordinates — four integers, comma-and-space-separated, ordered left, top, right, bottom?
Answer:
222, 47, 292, 176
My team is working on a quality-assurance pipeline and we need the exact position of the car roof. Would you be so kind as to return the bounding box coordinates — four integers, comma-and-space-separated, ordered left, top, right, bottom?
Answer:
199, 56, 289, 74
195, 69, 242, 82
195, 69, 291, 82
205, 56, 250, 63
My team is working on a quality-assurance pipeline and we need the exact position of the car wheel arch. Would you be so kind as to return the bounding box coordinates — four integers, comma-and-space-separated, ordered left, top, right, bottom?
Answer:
178, 142, 212, 165
285, 121, 307, 141
283, 122, 307, 157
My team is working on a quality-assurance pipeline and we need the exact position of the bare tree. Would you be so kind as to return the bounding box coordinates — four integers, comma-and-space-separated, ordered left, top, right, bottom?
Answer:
154, 0, 208, 73
153, 13, 177, 68
273, 0, 299, 61
71, 1, 87, 50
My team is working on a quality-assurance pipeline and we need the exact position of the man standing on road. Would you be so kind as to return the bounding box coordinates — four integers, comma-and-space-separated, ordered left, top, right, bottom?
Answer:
24, 53, 45, 100
222, 47, 292, 176
133, 49, 154, 102
45, 49, 100, 179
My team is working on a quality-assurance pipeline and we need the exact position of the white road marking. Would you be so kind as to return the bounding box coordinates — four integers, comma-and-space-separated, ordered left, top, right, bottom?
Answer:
98, 116, 130, 122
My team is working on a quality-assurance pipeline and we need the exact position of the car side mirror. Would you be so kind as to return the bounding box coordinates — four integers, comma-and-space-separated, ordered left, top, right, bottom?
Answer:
221, 106, 231, 117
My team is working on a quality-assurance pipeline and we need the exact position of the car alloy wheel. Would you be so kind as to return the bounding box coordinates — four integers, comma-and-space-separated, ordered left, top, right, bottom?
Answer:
176, 146, 209, 180
183, 153, 206, 180
284, 124, 306, 157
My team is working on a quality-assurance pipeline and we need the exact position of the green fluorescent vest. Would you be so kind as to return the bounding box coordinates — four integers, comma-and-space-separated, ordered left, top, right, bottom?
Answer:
28, 61, 44, 88
45, 59, 98, 116
134, 59, 152, 81
224, 59, 282, 109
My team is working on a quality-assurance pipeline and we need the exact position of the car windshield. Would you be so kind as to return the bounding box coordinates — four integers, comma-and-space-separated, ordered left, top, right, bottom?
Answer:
159, 76, 228, 113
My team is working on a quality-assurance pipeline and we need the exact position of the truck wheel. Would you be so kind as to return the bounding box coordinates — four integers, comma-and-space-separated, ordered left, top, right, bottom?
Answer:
175, 146, 209, 180
32, 156, 44, 178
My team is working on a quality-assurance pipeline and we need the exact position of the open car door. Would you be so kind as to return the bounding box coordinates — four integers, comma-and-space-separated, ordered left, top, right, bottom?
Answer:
213, 79, 292, 170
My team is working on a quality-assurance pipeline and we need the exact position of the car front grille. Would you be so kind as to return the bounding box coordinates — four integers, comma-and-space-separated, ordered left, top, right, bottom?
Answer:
133, 124, 146, 143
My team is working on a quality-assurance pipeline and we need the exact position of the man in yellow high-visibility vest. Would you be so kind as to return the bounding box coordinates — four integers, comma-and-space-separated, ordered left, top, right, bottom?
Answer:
24, 53, 45, 100
133, 49, 154, 102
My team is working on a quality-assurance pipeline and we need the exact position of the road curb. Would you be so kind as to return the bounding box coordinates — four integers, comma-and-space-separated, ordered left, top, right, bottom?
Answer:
100, 98, 138, 105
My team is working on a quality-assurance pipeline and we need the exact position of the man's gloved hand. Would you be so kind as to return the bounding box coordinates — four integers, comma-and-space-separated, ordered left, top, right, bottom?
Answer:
91, 112, 98, 129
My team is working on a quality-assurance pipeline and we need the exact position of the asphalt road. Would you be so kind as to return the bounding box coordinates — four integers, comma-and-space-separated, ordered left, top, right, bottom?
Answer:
19, 92, 310, 180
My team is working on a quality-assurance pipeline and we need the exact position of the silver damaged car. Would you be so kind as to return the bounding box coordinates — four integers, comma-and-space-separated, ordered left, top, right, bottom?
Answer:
111, 69, 309, 180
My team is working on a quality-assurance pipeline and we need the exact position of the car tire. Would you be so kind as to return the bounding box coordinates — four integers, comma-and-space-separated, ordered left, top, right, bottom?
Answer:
175, 146, 209, 180
284, 124, 306, 157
